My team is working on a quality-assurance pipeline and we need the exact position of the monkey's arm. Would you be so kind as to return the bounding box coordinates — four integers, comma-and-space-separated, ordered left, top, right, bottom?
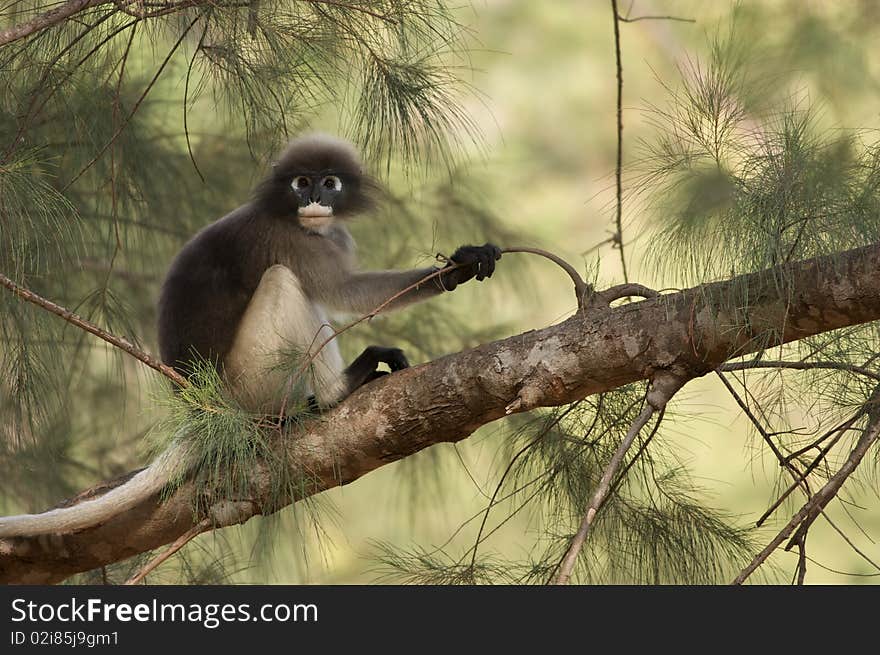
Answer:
328, 267, 443, 314
327, 243, 502, 315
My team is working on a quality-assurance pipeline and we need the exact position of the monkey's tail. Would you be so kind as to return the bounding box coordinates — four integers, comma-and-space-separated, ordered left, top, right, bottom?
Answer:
0, 448, 178, 538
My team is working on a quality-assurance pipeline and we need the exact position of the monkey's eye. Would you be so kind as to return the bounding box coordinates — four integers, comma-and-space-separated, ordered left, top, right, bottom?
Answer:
322, 175, 342, 191
292, 176, 310, 190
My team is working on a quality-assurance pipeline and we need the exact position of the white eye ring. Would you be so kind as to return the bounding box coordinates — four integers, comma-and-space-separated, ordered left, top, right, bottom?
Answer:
322, 175, 342, 191
292, 176, 310, 190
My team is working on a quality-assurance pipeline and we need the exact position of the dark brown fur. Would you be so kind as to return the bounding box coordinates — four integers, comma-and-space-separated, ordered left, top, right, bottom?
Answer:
158, 133, 501, 382
159, 135, 404, 377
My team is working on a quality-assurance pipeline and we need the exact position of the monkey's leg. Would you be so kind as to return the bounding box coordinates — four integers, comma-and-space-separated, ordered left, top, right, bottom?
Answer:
224, 265, 347, 413
344, 346, 409, 393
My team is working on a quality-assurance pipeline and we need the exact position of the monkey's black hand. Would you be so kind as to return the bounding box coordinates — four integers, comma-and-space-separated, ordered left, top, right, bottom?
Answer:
437, 243, 502, 291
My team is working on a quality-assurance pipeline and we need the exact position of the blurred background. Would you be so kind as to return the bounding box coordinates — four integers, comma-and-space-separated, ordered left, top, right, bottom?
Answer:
3, 0, 880, 583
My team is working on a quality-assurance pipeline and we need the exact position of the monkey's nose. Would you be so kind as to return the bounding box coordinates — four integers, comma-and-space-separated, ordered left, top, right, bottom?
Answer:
310, 186, 322, 203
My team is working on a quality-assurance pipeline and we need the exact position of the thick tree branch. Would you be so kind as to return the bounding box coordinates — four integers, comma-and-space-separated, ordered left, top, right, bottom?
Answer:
2, 242, 880, 583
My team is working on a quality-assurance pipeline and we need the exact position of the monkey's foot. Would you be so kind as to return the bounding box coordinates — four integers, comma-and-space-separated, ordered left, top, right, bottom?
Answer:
344, 345, 409, 393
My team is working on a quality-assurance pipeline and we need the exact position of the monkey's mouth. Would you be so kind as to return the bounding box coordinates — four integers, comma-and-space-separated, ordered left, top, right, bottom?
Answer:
298, 202, 333, 218
297, 202, 335, 232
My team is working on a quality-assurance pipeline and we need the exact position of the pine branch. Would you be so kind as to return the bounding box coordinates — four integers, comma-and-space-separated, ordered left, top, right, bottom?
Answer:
552, 372, 685, 584
2, 241, 880, 583
609, 0, 628, 282
0, 0, 103, 47
719, 360, 880, 381
0, 0, 395, 48
732, 391, 880, 584
0, 272, 187, 387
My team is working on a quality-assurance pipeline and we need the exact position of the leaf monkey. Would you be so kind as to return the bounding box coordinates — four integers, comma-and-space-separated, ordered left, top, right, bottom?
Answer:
159, 133, 502, 412
0, 134, 502, 538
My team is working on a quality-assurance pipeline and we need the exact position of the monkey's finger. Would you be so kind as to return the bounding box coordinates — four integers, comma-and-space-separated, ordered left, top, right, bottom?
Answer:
384, 348, 410, 370
478, 249, 493, 280
475, 259, 486, 281
485, 248, 497, 277
482, 248, 495, 278
474, 247, 486, 282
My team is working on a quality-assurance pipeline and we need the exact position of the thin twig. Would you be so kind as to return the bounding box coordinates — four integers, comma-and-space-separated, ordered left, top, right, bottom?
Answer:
183, 18, 210, 183
0, 0, 102, 47
553, 404, 654, 584
732, 405, 880, 584
783, 415, 863, 465
819, 510, 880, 573
124, 518, 211, 584
552, 373, 684, 584
0, 272, 187, 387
617, 14, 695, 23
501, 246, 590, 308
278, 262, 461, 419
609, 0, 628, 283
580, 235, 615, 257
279, 246, 591, 419
720, 360, 880, 381
105, 20, 137, 288
800, 554, 880, 578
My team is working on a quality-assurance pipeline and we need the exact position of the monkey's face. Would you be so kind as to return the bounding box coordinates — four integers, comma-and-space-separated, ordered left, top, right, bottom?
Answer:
255, 134, 375, 230
290, 172, 349, 232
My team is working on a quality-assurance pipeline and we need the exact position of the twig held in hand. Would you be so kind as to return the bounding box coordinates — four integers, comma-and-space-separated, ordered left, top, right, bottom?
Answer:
280, 245, 596, 419
501, 246, 591, 309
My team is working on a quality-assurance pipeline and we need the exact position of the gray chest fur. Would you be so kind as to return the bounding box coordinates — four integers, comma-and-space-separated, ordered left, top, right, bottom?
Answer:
262, 219, 356, 302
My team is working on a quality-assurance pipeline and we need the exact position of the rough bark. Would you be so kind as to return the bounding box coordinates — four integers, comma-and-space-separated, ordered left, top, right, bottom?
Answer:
2, 242, 880, 584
